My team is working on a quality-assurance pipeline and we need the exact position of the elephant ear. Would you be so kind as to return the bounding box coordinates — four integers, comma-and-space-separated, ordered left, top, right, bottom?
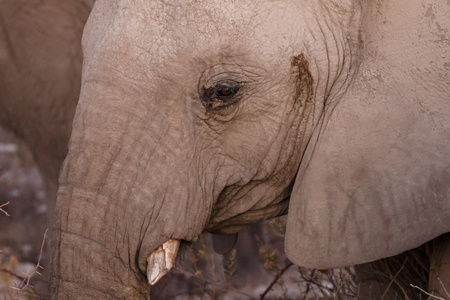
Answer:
285, 1, 450, 269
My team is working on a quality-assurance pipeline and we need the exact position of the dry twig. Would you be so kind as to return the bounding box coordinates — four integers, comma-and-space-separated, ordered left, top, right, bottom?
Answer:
410, 284, 447, 300
302, 269, 318, 300
0, 202, 10, 217
382, 257, 409, 299
438, 278, 450, 299
260, 261, 294, 299
410, 278, 450, 300
10, 228, 48, 296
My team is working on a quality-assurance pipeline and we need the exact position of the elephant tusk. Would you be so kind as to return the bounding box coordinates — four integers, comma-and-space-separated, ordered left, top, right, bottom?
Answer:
146, 239, 180, 285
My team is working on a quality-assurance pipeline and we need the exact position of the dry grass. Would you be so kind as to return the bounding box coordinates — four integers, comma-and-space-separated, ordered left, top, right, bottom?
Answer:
411, 278, 450, 300
151, 217, 359, 299
0, 200, 48, 299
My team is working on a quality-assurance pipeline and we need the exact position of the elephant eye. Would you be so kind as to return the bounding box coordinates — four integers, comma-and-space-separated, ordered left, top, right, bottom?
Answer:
201, 80, 242, 113
203, 80, 241, 101
213, 81, 240, 100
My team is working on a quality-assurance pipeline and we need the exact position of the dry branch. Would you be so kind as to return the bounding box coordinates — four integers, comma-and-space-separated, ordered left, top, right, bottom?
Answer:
260, 261, 294, 299
9, 228, 48, 298
0, 202, 10, 216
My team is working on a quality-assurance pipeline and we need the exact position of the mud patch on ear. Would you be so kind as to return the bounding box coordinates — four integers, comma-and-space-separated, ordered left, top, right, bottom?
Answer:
292, 54, 314, 106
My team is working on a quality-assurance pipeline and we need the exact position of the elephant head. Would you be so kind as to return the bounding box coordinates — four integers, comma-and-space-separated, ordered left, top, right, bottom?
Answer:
51, 0, 450, 299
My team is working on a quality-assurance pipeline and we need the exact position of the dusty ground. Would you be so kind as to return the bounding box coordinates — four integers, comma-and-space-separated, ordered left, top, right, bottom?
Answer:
0, 126, 355, 300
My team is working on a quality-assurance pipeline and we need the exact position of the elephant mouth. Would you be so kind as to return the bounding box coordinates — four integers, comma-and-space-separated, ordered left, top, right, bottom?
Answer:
146, 239, 181, 285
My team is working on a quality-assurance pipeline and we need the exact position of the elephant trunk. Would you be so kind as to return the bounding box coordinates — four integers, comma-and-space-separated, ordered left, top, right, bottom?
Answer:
51, 186, 152, 299
51, 81, 209, 299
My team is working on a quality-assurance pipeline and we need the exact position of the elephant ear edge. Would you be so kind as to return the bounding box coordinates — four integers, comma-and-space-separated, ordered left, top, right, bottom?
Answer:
284, 0, 450, 269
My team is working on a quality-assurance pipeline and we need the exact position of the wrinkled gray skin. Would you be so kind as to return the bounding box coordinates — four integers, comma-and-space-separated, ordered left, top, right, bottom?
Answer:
1, 0, 449, 299
52, 0, 450, 299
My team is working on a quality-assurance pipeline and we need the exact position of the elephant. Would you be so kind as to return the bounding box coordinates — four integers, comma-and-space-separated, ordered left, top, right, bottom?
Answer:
0, 0, 94, 214
1, 0, 449, 299
50, 0, 450, 298
0, 0, 94, 295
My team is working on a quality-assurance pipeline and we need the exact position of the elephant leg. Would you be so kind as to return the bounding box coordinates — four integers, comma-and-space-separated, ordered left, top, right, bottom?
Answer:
429, 233, 450, 298
355, 245, 430, 300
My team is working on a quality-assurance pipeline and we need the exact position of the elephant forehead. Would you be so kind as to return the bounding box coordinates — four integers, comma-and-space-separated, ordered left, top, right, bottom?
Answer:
85, 0, 308, 65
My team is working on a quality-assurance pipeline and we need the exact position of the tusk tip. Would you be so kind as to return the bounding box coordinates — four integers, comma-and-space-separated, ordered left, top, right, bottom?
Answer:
146, 239, 180, 285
